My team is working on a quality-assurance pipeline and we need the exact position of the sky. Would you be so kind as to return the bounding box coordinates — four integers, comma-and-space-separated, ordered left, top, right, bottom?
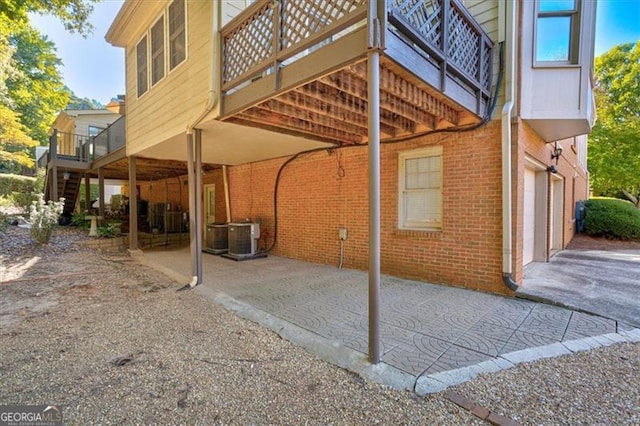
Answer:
29, 0, 640, 106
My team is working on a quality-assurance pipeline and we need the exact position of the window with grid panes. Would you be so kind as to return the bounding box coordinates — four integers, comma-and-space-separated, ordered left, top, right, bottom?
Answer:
398, 147, 442, 230
151, 17, 165, 85
136, 36, 148, 96
169, 0, 186, 69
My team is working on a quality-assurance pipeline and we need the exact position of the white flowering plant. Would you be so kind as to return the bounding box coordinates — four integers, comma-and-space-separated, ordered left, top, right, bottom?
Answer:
28, 193, 65, 244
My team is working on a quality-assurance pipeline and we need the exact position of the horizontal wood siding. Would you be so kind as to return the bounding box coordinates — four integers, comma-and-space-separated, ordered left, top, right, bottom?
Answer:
464, 0, 501, 117
125, 1, 213, 156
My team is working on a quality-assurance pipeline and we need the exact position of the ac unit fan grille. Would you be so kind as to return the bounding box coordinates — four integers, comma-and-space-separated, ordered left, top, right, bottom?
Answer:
229, 225, 252, 255
207, 224, 228, 250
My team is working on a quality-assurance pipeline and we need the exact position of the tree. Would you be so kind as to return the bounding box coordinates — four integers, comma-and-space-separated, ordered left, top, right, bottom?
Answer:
0, 105, 37, 172
0, 0, 96, 37
588, 42, 640, 206
66, 89, 105, 110
5, 21, 70, 144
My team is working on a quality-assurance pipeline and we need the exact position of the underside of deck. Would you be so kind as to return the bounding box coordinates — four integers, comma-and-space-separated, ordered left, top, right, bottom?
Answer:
218, 0, 494, 146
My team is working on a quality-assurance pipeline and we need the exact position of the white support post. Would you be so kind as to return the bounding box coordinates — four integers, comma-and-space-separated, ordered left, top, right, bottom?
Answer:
187, 133, 197, 280
195, 129, 203, 284
367, 0, 383, 365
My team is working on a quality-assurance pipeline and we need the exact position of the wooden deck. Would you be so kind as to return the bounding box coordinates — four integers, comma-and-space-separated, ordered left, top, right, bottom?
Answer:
219, 0, 493, 145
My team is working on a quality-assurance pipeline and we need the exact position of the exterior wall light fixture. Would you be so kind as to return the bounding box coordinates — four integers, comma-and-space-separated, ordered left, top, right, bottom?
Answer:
551, 142, 563, 165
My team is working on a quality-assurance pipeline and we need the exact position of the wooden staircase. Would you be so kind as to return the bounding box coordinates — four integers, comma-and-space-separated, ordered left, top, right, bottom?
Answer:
44, 168, 82, 220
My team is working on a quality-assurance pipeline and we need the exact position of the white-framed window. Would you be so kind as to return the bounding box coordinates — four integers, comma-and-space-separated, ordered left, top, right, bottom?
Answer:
535, 0, 580, 64
169, 0, 186, 70
151, 16, 165, 85
398, 146, 443, 230
135, 0, 187, 98
88, 125, 104, 137
136, 35, 148, 97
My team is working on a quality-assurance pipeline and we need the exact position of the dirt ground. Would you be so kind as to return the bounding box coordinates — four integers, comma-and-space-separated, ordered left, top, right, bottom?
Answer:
1, 225, 639, 425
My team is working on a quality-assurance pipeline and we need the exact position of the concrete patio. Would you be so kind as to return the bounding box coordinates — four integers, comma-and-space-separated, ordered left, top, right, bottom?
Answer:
138, 246, 639, 394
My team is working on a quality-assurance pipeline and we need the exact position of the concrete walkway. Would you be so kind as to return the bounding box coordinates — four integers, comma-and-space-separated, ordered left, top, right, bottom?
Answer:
520, 249, 640, 328
139, 246, 640, 394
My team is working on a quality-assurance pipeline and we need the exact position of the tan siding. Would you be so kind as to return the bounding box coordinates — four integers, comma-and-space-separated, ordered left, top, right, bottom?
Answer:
464, 0, 501, 117
125, 1, 213, 156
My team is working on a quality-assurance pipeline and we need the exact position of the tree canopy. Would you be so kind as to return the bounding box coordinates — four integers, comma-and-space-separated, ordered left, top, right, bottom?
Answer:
0, 0, 97, 173
0, 0, 96, 36
588, 42, 640, 205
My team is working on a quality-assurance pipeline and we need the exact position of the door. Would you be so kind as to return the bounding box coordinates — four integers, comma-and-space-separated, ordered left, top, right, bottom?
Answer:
205, 184, 215, 225
523, 168, 536, 265
550, 177, 564, 252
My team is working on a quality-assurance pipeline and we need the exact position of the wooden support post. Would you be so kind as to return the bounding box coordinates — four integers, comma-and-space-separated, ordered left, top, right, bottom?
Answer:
128, 156, 138, 251
84, 174, 91, 213
98, 168, 105, 220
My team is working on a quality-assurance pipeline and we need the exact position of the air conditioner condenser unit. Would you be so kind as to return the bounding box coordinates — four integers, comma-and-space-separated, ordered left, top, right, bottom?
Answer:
221, 222, 267, 261
203, 223, 228, 255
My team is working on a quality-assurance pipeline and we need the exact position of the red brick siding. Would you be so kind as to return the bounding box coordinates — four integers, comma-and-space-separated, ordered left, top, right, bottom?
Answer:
229, 121, 509, 294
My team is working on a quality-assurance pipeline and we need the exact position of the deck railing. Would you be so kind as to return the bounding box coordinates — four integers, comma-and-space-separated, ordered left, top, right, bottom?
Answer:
41, 116, 126, 167
221, 0, 493, 98
92, 116, 125, 158
221, 0, 368, 91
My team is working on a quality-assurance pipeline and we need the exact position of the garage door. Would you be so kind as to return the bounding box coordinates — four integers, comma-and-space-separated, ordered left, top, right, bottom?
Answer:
523, 168, 536, 265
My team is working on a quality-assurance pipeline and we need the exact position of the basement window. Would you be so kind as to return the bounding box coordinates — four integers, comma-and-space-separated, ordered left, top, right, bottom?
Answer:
398, 146, 443, 230
535, 0, 580, 64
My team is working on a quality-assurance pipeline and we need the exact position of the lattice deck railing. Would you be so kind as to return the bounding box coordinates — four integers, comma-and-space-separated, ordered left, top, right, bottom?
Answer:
388, 0, 493, 96
221, 0, 493, 106
221, 0, 368, 90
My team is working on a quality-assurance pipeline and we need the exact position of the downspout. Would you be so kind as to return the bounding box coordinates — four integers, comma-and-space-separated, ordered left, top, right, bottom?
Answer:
501, 0, 518, 291
187, 1, 221, 134
223, 165, 231, 222
183, 1, 221, 289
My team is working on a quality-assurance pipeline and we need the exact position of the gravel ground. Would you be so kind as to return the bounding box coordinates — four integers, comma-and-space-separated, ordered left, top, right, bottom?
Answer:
1, 226, 638, 424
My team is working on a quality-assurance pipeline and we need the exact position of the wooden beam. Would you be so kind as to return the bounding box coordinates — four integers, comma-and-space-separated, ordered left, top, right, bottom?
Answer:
349, 63, 461, 125
319, 72, 434, 131
257, 99, 368, 137
275, 91, 396, 137
299, 81, 415, 134
237, 108, 362, 144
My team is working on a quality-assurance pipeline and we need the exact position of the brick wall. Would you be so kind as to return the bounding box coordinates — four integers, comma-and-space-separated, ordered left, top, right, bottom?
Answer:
515, 119, 590, 282
229, 121, 509, 294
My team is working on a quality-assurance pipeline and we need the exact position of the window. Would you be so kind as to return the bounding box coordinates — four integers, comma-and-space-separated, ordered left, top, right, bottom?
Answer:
136, 36, 148, 96
169, 0, 186, 70
535, 0, 580, 63
398, 147, 443, 230
151, 17, 165, 85
88, 126, 104, 137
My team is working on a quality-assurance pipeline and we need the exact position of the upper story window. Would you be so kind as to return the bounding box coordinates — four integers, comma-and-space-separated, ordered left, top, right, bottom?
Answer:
151, 17, 165, 85
398, 146, 443, 230
136, 36, 148, 97
169, 0, 186, 70
88, 125, 104, 137
535, 0, 580, 64
135, 0, 187, 98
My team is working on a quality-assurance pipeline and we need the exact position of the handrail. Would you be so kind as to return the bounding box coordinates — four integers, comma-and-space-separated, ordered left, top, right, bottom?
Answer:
220, 0, 493, 110
221, 0, 368, 91
45, 116, 126, 165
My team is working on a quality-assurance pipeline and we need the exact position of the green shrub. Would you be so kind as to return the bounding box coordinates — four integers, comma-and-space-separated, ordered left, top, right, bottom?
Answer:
584, 197, 640, 240
0, 173, 35, 197
97, 222, 122, 238
0, 211, 7, 232
71, 212, 90, 228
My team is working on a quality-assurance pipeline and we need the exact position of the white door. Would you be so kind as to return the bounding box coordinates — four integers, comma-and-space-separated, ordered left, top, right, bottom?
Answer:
550, 177, 564, 251
205, 184, 215, 225
523, 168, 536, 265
